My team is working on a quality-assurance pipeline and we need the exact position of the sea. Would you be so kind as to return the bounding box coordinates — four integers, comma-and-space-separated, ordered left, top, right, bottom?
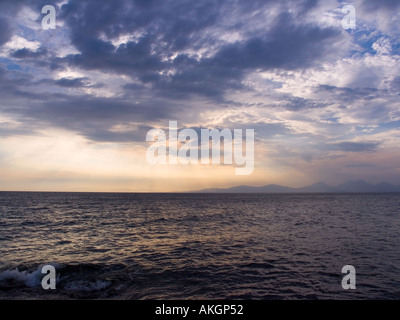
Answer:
0, 192, 399, 300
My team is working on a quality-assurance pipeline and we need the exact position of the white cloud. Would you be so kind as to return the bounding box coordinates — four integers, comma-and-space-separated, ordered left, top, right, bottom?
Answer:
2, 35, 41, 52
372, 37, 392, 55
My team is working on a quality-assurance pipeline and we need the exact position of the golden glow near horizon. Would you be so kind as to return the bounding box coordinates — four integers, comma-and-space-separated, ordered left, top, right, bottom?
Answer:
1, 125, 400, 192
0, 128, 260, 192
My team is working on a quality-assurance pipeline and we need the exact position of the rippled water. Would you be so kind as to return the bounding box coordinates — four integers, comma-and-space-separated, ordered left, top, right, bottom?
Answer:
0, 192, 399, 299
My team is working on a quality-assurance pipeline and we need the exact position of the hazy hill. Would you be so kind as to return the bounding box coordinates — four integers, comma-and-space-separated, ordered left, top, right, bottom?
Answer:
195, 180, 400, 193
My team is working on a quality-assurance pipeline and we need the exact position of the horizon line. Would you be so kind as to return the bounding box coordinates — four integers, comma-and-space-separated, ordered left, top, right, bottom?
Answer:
1, 180, 400, 194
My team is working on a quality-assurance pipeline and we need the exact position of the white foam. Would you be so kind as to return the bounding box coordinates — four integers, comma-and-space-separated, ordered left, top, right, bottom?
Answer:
0, 268, 42, 287
0, 263, 60, 288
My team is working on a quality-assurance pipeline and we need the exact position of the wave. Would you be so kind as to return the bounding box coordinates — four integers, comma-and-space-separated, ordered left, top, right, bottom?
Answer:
0, 263, 114, 295
0, 263, 60, 289
63, 279, 111, 292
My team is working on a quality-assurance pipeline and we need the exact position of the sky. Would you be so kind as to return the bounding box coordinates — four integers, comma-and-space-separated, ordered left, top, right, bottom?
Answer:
0, 0, 399, 192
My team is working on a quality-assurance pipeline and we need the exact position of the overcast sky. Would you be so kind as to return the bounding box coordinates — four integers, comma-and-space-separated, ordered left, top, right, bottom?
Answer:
0, 0, 399, 191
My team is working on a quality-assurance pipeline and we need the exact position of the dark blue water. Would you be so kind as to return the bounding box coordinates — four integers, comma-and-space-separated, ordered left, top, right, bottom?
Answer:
0, 192, 399, 299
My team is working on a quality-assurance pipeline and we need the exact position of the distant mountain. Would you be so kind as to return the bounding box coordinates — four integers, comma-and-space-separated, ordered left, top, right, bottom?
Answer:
337, 180, 376, 192
195, 180, 400, 193
296, 182, 341, 193
337, 180, 400, 193
197, 184, 294, 193
376, 182, 400, 192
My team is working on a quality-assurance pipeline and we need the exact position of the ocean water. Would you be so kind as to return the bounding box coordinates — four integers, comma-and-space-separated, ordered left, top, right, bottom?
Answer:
0, 192, 399, 300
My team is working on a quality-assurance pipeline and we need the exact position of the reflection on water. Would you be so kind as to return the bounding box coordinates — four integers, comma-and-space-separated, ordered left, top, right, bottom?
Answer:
0, 192, 399, 299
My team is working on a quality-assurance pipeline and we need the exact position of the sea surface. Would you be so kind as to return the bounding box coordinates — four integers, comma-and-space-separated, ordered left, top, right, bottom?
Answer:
0, 192, 399, 300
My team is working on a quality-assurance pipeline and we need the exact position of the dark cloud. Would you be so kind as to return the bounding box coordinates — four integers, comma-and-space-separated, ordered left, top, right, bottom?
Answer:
52, 0, 342, 100
58, 0, 223, 97
78, 123, 154, 143
0, 63, 181, 142
17, 94, 188, 142
54, 77, 91, 88
0, 66, 35, 96
152, 58, 244, 100
331, 141, 380, 152
211, 13, 339, 70
60, 0, 221, 51
251, 122, 291, 138
317, 85, 378, 95
281, 95, 329, 111
316, 85, 380, 103
10, 48, 48, 59
0, 0, 350, 146
0, 0, 395, 150
0, 16, 11, 46
154, 12, 340, 99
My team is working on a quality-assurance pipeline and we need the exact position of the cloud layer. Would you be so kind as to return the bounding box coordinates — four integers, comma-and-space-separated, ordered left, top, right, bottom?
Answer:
0, 0, 399, 190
